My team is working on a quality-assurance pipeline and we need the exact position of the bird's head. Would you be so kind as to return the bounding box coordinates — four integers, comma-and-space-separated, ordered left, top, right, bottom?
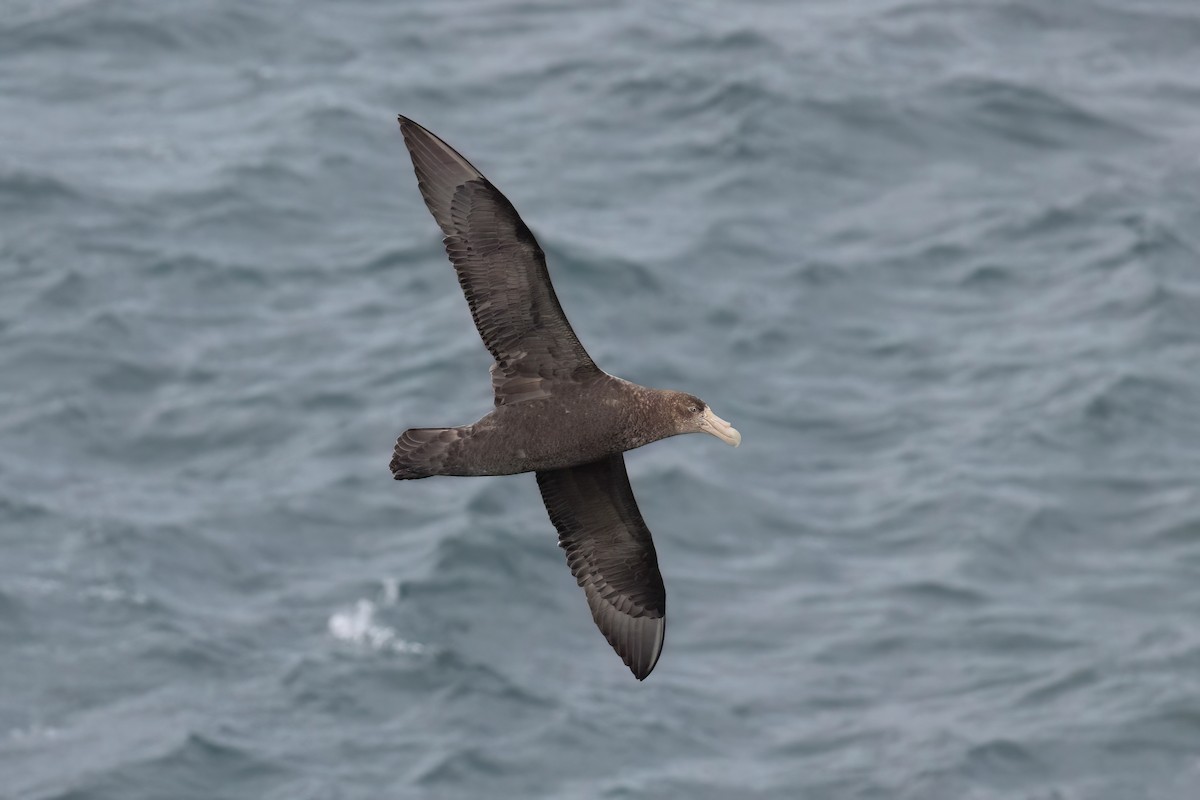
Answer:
668, 392, 741, 447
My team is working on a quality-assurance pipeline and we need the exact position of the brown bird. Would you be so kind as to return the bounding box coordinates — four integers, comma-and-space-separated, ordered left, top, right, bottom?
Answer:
391, 116, 740, 680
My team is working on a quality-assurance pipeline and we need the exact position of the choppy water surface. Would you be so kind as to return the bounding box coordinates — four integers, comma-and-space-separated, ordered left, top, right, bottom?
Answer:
4, 1, 1200, 798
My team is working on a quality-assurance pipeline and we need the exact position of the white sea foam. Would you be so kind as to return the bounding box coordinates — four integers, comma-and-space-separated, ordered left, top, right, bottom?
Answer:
84, 584, 149, 606
6, 723, 59, 743
327, 599, 425, 655
381, 576, 400, 606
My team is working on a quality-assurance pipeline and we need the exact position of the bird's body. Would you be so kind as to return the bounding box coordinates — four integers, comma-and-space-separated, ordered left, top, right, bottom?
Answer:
390, 116, 740, 679
392, 376, 695, 478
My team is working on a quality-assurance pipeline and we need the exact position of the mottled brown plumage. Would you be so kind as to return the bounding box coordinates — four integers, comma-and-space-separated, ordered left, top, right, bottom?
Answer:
391, 116, 739, 680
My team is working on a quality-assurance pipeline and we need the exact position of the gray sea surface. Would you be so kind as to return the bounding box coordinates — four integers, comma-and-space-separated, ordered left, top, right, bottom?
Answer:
4, 1, 1200, 798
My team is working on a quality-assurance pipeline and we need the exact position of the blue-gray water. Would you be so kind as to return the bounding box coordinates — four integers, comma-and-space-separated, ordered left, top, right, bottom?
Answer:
4, 1, 1200, 798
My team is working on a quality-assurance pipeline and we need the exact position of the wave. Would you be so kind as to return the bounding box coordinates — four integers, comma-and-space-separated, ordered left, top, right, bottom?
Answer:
932, 75, 1150, 150
0, 168, 85, 210
38, 731, 288, 800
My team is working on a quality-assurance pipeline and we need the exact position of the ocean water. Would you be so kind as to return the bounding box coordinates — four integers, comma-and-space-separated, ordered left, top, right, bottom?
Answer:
4, 1, 1200, 797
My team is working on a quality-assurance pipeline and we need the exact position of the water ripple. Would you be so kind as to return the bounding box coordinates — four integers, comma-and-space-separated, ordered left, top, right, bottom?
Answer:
5, 1, 1200, 798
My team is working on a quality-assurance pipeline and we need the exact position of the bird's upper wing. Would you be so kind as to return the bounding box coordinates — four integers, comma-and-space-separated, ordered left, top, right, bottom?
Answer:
536, 454, 666, 680
398, 116, 600, 405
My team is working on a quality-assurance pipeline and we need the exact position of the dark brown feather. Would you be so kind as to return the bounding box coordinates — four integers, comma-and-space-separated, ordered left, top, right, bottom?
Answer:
536, 454, 666, 680
397, 116, 599, 406
390, 426, 464, 480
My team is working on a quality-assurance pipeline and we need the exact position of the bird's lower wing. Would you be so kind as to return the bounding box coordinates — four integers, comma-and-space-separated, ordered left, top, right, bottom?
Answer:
536, 454, 666, 680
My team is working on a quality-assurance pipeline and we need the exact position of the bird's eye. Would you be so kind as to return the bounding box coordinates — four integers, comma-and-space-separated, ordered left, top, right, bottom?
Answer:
688, 405, 699, 414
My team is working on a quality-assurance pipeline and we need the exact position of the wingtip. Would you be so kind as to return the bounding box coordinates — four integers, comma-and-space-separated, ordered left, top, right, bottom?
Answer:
625, 615, 665, 681
398, 114, 429, 139
630, 660, 658, 681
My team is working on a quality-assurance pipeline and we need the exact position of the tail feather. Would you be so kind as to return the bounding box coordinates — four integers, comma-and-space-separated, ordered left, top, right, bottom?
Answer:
390, 427, 463, 479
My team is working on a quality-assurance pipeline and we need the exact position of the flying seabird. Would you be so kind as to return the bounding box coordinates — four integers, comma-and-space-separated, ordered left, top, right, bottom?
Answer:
391, 116, 741, 680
